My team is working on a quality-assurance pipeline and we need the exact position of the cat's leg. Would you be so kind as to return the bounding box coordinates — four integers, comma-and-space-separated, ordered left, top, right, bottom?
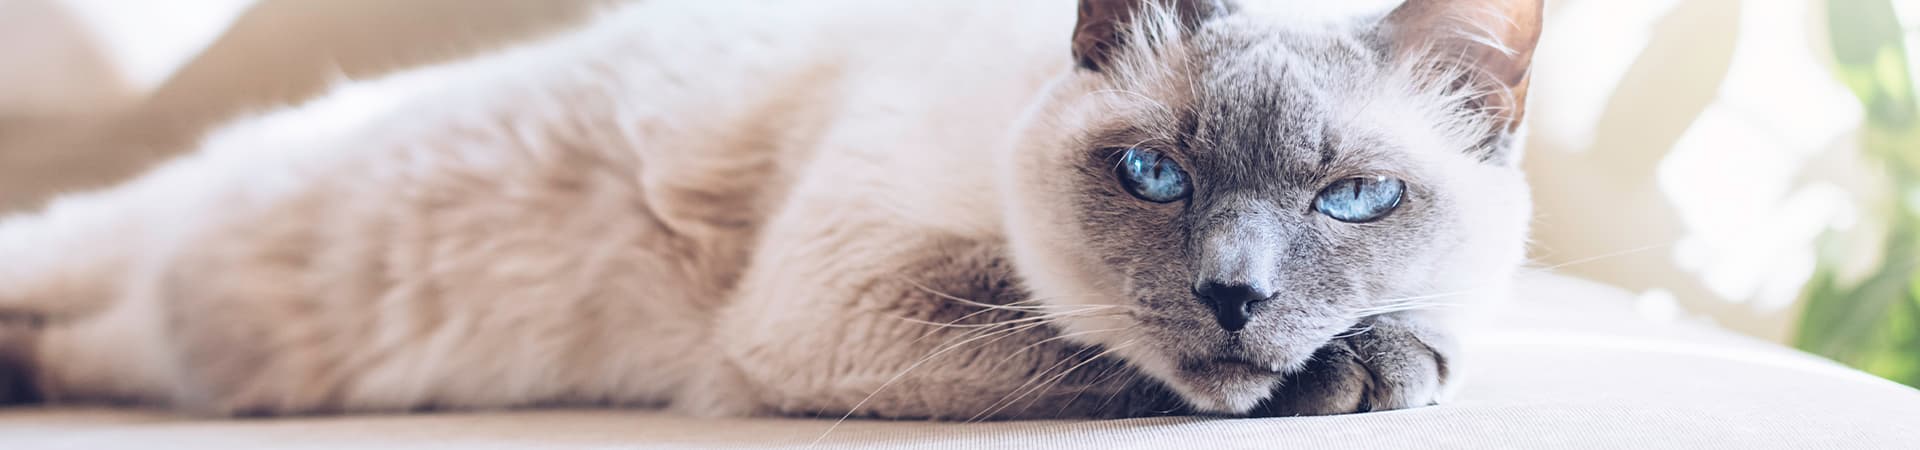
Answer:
1251, 311, 1457, 416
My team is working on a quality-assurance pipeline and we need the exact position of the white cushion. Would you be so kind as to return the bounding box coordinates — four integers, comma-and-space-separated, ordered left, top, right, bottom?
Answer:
3, 273, 1914, 449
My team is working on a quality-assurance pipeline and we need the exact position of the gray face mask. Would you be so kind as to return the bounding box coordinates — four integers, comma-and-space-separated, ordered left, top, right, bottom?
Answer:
999, 0, 1541, 413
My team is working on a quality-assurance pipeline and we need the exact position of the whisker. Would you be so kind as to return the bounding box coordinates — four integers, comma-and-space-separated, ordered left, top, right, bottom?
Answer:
988, 340, 1143, 420
1093, 370, 1147, 417
898, 277, 1127, 314
890, 307, 1127, 330
1348, 287, 1488, 317
1345, 241, 1679, 319
1350, 300, 1464, 316
811, 318, 1057, 446
925, 314, 1064, 352
896, 277, 1043, 311
1525, 242, 1674, 273
1001, 327, 1128, 361
1053, 360, 1137, 418
964, 327, 1131, 422
1368, 288, 1488, 304
980, 340, 1141, 420
967, 344, 1104, 422
1089, 89, 1177, 119
1331, 324, 1376, 339
899, 300, 1087, 337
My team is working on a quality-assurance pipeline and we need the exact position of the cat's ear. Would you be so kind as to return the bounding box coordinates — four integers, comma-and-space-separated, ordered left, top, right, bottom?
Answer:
1378, 0, 1544, 135
1072, 0, 1236, 71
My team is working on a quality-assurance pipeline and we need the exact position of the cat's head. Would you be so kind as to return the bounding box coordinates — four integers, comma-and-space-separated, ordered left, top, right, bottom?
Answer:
998, 0, 1542, 414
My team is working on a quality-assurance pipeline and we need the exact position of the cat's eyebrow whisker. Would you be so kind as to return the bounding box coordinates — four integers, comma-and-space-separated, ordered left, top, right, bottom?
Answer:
1125, 136, 1167, 153
1087, 89, 1176, 120
1105, 135, 1180, 174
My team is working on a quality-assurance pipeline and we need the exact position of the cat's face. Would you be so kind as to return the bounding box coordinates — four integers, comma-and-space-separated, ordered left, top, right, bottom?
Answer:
999, 0, 1539, 414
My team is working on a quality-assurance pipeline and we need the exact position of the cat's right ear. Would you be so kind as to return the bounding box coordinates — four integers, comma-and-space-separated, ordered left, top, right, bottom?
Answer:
1072, 0, 1236, 71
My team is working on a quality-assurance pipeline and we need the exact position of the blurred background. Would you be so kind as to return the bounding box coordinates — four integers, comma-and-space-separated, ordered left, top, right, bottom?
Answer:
0, 0, 1913, 386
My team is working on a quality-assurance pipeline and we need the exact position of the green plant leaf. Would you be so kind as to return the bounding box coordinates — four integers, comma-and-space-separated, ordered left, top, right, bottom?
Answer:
1798, 0, 1920, 388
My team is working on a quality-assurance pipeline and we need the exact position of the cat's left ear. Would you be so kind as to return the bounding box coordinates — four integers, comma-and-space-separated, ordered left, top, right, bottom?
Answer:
1073, 0, 1237, 71
1378, 0, 1544, 148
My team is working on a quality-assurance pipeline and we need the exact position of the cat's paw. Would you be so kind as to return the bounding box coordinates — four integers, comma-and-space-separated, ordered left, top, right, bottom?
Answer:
1250, 315, 1450, 416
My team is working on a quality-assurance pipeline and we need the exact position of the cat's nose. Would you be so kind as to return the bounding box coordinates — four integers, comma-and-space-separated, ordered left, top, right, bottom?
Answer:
1193, 281, 1274, 332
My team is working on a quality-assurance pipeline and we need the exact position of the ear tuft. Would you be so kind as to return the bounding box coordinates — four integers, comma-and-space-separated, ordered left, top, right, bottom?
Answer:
1072, 0, 1236, 71
1380, 0, 1544, 134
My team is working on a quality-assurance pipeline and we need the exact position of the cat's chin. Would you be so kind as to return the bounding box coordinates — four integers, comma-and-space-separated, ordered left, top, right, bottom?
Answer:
1158, 358, 1291, 415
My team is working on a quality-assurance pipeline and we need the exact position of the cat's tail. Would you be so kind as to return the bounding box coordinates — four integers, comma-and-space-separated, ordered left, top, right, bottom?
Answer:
0, 193, 142, 324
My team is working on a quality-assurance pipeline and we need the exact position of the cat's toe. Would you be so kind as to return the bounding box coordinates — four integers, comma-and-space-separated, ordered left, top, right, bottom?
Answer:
1251, 340, 1371, 416
1346, 320, 1445, 412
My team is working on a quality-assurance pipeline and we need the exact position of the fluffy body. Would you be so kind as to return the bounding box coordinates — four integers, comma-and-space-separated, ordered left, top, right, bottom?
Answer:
0, 0, 1536, 419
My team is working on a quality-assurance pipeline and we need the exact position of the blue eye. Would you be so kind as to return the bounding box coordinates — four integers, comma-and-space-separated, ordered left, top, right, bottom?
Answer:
1314, 176, 1405, 223
1116, 148, 1190, 203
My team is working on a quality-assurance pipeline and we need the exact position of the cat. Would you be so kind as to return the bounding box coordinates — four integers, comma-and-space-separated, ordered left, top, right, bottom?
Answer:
0, 0, 1539, 420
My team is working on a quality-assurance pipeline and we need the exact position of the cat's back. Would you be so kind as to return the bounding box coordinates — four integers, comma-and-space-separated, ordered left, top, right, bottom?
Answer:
689, 0, 1080, 239
116, 0, 1083, 321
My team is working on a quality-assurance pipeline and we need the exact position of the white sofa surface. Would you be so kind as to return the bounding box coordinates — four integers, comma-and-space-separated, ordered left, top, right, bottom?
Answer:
2, 273, 1915, 449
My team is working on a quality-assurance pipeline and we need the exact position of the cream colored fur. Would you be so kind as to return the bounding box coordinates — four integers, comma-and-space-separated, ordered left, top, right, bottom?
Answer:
0, 0, 1085, 416
0, 0, 1535, 418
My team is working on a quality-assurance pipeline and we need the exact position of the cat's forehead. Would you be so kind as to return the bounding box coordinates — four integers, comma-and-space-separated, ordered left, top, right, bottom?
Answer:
1192, 19, 1383, 90
1186, 19, 1385, 129
1178, 21, 1397, 190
